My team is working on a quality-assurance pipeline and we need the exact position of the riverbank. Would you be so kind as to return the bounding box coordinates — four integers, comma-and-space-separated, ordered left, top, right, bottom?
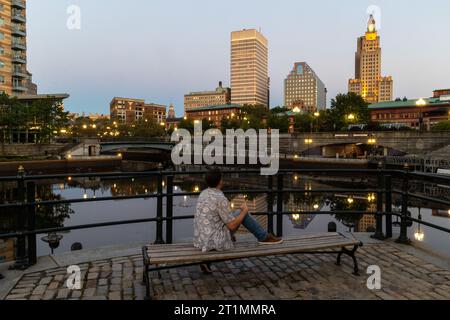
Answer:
0, 157, 122, 176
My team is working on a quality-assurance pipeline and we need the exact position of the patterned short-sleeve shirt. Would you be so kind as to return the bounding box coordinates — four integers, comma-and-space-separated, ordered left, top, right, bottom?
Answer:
193, 188, 235, 253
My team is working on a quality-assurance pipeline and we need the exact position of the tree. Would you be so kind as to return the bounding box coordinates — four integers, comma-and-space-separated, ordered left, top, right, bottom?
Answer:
270, 106, 290, 114
202, 118, 215, 130
0, 93, 69, 143
220, 118, 241, 132
28, 98, 71, 143
129, 119, 165, 137
241, 105, 270, 130
177, 118, 194, 133
268, 114, 290, 133
329, 93, 370, 131
294, 113, 314, 132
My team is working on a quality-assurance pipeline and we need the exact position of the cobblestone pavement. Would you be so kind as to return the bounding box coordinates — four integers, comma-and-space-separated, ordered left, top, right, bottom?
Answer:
5, 243, 450, 300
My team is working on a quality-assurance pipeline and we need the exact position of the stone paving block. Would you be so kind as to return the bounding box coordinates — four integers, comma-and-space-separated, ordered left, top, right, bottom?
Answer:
56, 289, 70, 300
109, 291, 122, 300
32, 285, 47, 296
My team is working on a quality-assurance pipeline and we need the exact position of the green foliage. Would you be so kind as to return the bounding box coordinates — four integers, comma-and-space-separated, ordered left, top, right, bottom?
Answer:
329, 93, 370, 130
128, 119, 166, 137
270, 106, 290, 114
220, 118, 241, 132
0, 93, 70, 143
240, 105, 270, 130
432, 120, 450, 131
178, 118, 194, 133
268, 114, 290, 133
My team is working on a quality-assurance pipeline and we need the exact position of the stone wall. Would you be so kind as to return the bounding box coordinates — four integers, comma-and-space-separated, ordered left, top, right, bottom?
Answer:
0, 143, 67, 157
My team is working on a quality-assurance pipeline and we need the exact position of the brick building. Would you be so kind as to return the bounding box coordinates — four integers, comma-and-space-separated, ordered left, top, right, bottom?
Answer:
185, 104, 242, 128
110, 97, 166, 125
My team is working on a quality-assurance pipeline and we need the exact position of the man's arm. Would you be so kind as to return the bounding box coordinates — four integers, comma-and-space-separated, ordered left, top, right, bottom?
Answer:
226, 203, 249, 232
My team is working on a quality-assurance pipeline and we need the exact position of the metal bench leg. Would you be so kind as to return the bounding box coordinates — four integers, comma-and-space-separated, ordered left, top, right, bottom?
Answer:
142, 247, 152, 300
336, 243, 363, 276
143, 264, 152, 300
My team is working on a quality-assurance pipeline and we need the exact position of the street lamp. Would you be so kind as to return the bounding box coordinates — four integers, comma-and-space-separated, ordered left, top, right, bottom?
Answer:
347, 114, 355, 121
416, 98, 427, 131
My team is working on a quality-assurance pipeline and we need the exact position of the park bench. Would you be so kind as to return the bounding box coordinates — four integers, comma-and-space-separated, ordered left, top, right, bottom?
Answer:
142, 232, 363, 299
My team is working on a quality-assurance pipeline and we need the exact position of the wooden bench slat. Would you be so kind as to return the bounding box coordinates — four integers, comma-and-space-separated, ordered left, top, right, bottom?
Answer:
147, 237, 356, 259
146, 234, 360, 265
149, 241, 358, 264
146, 233, 341, 251
146, 233, 348, 253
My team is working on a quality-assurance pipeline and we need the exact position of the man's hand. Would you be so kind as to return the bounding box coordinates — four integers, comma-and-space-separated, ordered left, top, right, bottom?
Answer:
227, 202, 249, 232
240, 203, 249, 214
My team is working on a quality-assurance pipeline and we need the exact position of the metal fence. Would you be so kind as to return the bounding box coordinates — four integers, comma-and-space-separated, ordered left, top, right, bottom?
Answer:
1, 166, 450, 270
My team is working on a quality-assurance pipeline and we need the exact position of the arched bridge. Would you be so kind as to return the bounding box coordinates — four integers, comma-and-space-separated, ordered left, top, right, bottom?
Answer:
280, 131, 450, 157
100, 141, 175, 153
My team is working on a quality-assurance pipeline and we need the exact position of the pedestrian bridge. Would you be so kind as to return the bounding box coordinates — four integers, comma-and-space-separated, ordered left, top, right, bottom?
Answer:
99, 131, 450, 158
100, 141, 175, 154
280, 131, 450, 157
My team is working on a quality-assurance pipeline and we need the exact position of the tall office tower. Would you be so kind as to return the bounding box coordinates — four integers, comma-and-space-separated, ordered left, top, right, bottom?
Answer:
348, 15, 393, 103
284, 62, 327, 112
0, 0, 36, 96
231, 29, 269, 107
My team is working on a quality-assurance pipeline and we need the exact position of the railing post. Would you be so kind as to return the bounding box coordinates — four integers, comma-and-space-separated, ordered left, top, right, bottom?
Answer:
165, 175, 174, 244
267, 175, 274, 234
26, 182, 37, 265
385, 175, 393, 238
276, 173, 284, 237
10, 165, 28, 270
372, 163, 385, 240
396, 164, 411, 244
154, 170, 165, 244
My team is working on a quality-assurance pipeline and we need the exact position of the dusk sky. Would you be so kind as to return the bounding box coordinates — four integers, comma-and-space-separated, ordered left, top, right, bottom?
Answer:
27, 0, 450, 116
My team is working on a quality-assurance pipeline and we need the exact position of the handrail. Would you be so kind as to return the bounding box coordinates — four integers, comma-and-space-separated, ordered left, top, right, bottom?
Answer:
1, 168, 449, 269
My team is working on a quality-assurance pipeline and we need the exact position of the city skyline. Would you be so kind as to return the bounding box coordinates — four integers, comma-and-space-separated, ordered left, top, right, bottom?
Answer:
27, 0, 450, 116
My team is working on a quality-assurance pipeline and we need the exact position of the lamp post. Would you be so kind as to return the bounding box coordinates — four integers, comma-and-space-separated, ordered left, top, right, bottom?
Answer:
305, 138, 313, 157
367, 134, 377, 157
313, 111, 320, 133
416, 98, 427, 131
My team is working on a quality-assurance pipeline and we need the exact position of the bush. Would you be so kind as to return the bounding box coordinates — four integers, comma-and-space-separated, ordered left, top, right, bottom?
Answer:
432, 120, 450, 131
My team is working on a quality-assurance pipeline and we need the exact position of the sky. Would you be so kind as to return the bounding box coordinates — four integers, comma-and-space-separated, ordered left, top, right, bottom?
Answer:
27, 0, 450, 117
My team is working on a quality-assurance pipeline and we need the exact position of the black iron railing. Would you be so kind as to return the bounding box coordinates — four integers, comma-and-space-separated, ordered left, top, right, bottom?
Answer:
1, 167, 450, 269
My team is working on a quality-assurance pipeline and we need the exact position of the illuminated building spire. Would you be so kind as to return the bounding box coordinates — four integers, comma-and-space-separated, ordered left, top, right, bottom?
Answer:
367, 14, 376, 33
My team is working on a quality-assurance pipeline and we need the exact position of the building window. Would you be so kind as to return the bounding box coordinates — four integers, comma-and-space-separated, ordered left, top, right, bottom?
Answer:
0, 61, 4, 68
0, 33, 4, 40
0, 75, 4, 84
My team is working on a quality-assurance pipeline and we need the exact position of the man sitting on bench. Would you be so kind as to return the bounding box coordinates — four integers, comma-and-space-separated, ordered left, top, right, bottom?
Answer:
193, 168, 283, 261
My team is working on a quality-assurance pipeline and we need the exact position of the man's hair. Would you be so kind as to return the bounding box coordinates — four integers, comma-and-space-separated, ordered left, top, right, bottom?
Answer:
205, 168, 222, 188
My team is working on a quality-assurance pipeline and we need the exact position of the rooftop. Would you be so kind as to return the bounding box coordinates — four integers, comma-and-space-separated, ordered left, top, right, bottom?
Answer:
16, 93, 70, 101
369, 97, 450, 110
186, 104, 242, 112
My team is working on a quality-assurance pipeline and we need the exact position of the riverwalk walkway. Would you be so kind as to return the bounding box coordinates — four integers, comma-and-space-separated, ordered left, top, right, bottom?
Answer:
1, 234, 450, 300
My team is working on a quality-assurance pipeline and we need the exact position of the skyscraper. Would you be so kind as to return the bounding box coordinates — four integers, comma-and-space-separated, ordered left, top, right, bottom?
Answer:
231, 29, 269, 107
284, 62, 327, 112
0, 0, 36, 96
348, 15, 393, 103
